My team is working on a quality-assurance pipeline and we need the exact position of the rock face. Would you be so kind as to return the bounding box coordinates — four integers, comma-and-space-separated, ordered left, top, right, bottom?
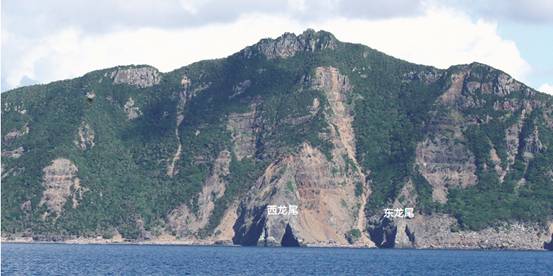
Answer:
1, 146, 24, 159
123, 97, 141, 120
416, 129, 477, 203
243, 29, 338, 59
232, 67, 372, 248
74, 122, 95, 150
39, 159, 85, 218
416, 127, 477, 201
231, 80, 251, 98
233, 143, 371, 247
373, 214, 553, 250
111, 66, 161, 88
167, 150, 231, 237
227, 103, 260, 161
3, 124, 29, 143
416, 70, 480, 203
2, 30, 552, 250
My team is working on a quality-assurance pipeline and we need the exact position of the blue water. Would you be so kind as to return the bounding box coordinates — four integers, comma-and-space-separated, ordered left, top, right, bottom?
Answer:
1, 243, 551, 275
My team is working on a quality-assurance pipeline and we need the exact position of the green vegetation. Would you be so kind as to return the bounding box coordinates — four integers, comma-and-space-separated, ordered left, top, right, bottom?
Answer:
345, 228, 361, 244
2, 31, 552, 239
446, 111, 553, 230
287, 181, 296, 193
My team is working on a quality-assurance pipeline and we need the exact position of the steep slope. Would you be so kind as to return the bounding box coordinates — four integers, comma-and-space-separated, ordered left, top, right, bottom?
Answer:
2, 29, 552, 249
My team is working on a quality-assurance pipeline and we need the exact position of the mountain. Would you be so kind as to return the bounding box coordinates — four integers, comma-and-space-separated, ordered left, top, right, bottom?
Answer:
2, 29, 553, 250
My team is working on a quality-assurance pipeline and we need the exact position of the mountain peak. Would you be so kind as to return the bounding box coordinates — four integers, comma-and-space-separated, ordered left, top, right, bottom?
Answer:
241, 29, 339, 59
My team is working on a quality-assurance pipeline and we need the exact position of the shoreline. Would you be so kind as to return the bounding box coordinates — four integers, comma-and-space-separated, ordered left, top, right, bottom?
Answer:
2, 238, 550, 252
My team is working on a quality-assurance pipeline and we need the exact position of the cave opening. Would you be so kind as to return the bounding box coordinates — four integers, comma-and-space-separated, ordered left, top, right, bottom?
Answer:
544, 234, 553, 251
233, 211, 266, 246
368, 218, 397, 248
281, 224, 300, 247
405, 225, 415, 244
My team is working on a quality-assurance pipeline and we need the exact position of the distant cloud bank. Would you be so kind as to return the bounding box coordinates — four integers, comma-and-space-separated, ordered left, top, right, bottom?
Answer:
2, 0, 551, 92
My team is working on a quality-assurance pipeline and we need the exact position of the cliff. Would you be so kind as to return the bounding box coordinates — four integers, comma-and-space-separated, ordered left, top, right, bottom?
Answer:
2, 29, 553, 250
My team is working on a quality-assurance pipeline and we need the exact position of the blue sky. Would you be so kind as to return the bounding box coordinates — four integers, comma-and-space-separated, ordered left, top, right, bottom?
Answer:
497, 22, 553, 90
2, 0, 552, 94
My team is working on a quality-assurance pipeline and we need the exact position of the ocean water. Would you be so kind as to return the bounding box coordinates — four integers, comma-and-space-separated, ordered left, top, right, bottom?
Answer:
1, 243, 552, 275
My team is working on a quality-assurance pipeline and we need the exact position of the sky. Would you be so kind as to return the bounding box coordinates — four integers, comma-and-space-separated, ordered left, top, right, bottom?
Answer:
1, 0, 552, 94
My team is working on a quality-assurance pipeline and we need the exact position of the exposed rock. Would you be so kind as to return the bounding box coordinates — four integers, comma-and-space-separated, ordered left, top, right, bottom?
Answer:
494, 98, 521, 112
111, 66, 161, 88
495, 73, 521, 97
379, 214, 553, 250
504, 111, 529, 169
490, 147, 506, 182
465, 81, 481, 93
167, 76, 210, 176
416, 121, 477, 203
211, 202, 239, 243
1, 146, 24, 159
166, 143, 182, 177
312, 66, 356, 160
393, 180, 418, 208
368, 217, 398, 248
230, 80, 252, 98
282, 96, 323, 126
439, 68, 490, 110
167, 81, 191, 176
4, 123, 29, 143
522, 126, 545, 160
167, 150, 231, 237
242, 29, 338, 59
1, 166, 24, 180
86, 91, 96, 101
402, 69, 442, 84
545, 235, 553, 251
415, 72, 481, 203
3, 29, 553, 250
376, 179, 419, 248
124, 97, 142, 120
543, 109, 553, 129
439, 71, 466, 106
2, 103, 27, 114
74, 122, 95, 150
233, 141, 373, 247
309, 98, 320, 115
227, 102, 261, 160
39, 159, 86, 218
180, 75, 191, 88
20, 200, 32, 213
133, 218, 153, 241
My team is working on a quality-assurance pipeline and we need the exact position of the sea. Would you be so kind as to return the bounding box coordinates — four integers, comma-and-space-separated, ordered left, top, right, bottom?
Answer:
1, 243, 552, 275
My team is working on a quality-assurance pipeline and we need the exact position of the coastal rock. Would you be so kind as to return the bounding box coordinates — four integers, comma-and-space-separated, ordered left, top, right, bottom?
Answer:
167, 150, 231, 237
2, 30, 552, 250
233, 68, 372, 248
369, 212, 553, 250
233, 143, 371, 247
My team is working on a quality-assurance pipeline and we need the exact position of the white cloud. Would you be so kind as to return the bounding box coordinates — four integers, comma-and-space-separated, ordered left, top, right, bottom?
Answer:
539, 83, 553, 95
316, 7, 530, 81
1, 6, 532, 91
178, 0, 205, 15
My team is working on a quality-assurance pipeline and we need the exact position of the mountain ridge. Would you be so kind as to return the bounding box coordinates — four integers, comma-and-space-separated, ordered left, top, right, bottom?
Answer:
2, 29, 553, 250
